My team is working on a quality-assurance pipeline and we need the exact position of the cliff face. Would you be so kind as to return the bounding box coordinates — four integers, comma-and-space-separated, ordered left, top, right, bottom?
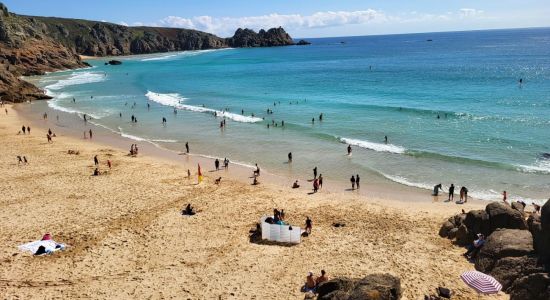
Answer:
0, 2, 295, 102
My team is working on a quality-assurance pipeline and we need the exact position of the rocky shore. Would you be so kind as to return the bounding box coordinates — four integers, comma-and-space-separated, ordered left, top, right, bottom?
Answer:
440, 200, 550, 299
0, 2, 295, 102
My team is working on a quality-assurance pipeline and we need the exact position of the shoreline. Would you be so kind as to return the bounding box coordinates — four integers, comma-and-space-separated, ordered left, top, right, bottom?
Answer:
0, 104, 508, 299
14, 100, 493, 207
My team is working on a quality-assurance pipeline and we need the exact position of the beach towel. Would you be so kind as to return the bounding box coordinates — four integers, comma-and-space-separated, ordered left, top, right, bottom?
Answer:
18, 240, 66, 255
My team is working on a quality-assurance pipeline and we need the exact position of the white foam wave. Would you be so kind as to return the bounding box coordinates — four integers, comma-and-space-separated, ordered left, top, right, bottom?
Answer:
515, 160, 550, 175
145, 91, 262, 123
141, 54, 179, 61
140, 48, 232, 62
194, 153, 257, 170
45, 71, 105, 91
340, 137, 406, 154
47, 99, 106, 120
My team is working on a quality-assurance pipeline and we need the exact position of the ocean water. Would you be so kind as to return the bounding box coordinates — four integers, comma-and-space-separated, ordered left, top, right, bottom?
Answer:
33, 28, 550, 203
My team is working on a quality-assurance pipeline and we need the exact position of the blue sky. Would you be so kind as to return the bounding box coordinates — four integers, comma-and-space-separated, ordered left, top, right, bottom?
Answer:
3, 0, 549, 38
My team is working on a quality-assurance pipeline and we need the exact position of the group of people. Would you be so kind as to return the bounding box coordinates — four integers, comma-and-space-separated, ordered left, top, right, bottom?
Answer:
264, 208, 287, 225
304, 270, 329, 293
83, 129, 93, 139
129, 144, 139, 156
350, 174, 360, 190
214, 158, 230, 171
18, 125, 31, 135
432, 183, 469, 203
17, 155, 28, 165
46, 128, 56, 143
92, 155, 112, 176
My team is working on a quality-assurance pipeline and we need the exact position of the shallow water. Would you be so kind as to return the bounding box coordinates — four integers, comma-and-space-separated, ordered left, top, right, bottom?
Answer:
31, 28, 550, 203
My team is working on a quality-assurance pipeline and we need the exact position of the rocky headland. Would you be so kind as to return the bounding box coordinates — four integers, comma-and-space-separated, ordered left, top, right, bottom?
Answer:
0, 2, 295, 102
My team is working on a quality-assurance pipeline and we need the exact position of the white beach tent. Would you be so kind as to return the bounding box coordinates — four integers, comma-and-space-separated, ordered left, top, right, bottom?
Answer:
260, 216, 302, 244
18, 240, 66, 254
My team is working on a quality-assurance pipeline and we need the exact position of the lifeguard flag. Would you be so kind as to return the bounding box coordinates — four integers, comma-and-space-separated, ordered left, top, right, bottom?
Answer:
198, 163, 203, 183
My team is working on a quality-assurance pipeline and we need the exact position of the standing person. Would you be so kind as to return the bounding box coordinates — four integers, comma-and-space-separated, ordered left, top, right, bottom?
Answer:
459, 186, 466, 203
224, 158, 229, 169
27, 126, 31, 134
305, 217, 312, 234
432, 183, 443, 196
356, 174, 360, 189
502, 191, 507, 204
313, 167, 317, 179
319, 113, 323, 121
46, 133, 52, 143
89, 129, 93, 139
185, 142, 189, 154
350, 175, 356, 190
254, 164, 261, 176
347, 144, 352, 155
94, 155, 99, 166
313, 178, 319, 193
107, 160, 112, 169
384, 136, 388, 144
318, 174, 323, 189
448, 184, 455, 202
288, 152, 292, 163
463, 187, 468, 203
22, 126, 26, 134
215, 159, 220, 171
311, 118, 315, 124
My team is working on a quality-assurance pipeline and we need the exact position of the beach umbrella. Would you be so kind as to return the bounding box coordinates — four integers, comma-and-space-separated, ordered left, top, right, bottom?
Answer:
461, 270, 502, 296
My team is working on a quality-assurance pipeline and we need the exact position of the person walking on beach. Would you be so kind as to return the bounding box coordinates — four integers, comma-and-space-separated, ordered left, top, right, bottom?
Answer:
502, 191, 507, 204
27, 126, 30, 134
356, 174, 360, 189
185, 142, 189, 154
94, 155, 99, 166
448, 184, 455, 202
162, 117, 166, 125
318, 174, 323, 189
288, 152, 292, 163
46, 133, 52, 143
313, 178, 319, 193
89, 129, 93, 139
347, 144, 352, 155
350, 175, 356, 190
224, 158, 229, 169
215, 159, 220, 171
313, 167, 318, 179
43, 112, 47, 120
22, 126, 26, 134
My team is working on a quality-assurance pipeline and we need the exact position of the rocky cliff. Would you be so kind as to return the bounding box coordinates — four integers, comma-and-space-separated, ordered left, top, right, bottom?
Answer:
0, 2, 295, 102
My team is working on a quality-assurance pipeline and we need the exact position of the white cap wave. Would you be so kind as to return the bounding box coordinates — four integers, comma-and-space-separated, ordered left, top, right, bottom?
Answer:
145, 91, 262, 123
340, 137, 405, 154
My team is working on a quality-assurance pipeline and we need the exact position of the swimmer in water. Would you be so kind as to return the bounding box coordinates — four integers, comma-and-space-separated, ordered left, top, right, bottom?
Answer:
384, 136, 388, 144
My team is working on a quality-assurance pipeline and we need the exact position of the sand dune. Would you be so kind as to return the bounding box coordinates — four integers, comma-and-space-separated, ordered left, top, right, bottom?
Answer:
0, 105, 506, 299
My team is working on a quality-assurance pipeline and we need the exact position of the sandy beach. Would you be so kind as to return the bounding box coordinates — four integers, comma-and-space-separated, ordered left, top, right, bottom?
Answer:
0, 104, 507, 299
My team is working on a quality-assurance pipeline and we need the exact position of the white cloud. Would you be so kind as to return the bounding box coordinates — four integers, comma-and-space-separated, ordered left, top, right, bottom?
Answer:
120, 8, 490, 37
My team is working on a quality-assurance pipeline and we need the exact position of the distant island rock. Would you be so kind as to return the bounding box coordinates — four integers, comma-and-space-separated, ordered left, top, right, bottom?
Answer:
107, 60, 122, 65
0, 2, 296, 102
296, 39, 311, 46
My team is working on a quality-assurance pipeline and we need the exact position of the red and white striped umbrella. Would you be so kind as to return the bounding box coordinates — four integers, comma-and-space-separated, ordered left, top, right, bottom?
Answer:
461, 270, 502, 294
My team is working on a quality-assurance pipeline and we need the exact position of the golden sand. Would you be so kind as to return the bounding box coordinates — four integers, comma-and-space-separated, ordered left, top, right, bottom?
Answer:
0, 105, 506, 299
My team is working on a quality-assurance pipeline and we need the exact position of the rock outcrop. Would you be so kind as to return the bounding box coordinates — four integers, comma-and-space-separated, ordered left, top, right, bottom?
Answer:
0, 2, 295, 102
317, 274, 401, 300
440, 199, 550, 297
296, 39, 311, 45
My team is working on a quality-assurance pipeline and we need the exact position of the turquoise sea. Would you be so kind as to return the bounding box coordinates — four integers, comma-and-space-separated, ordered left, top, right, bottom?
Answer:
33, 28, 550, 203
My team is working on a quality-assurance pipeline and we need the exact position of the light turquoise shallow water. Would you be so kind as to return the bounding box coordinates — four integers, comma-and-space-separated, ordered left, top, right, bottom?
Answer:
33, 28, 550, 203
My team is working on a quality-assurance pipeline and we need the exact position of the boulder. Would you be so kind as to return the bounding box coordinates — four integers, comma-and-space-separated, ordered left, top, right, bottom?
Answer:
463, 209, 490, 239
447, 228, 458, 240
511, 201, 525, 213
107, 60, 122, 65
317, 274, 401, 300
475, 229, 534, 273
296, 39, 311, 45
509, 273, 550, 300
438, 221, 454, 238
485, 202, 527, 231
538, 199, 550, 263
455, 224, 470, 246
489, 255, 543, 291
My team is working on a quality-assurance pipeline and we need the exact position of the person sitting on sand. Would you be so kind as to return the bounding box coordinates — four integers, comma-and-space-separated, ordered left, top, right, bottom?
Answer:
316, 270, 329, 286
93, 168, 100, 176
463, 233, 485, 259
305, 271, 317, 292
182, 204, 195, 215
292, 180, 300, 188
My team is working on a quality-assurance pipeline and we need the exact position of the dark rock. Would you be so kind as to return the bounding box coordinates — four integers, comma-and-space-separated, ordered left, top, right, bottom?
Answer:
463, 209, 490, 241
509, 273, 550, 300
511, 201, 525, 213
296, 39, 311, 45
447, 228, 458, 240
455, 224, 470, 246
542, 199, 550, 230
489, 255, 543, 291
475, 229, 534, 273
226, 27, 294, 47
107, 60, 122, 65
438, 221, 454, 238
538, 199, 550, 263
317, 274, 401, 300
486, 202, 527, 232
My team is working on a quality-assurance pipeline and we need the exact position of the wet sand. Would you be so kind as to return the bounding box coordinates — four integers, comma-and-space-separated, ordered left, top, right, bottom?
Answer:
0, 104, 506, 299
